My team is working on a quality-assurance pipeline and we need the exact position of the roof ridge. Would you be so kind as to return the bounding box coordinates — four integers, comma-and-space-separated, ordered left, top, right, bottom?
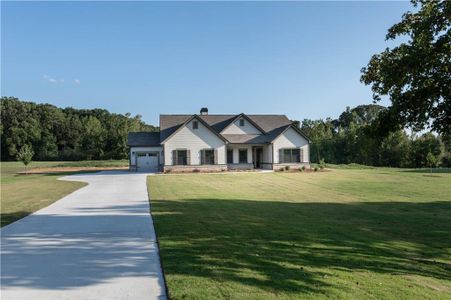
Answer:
160, 114, 288, 116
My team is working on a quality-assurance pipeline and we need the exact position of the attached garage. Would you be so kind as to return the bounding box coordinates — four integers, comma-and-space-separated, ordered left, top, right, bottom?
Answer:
127, 132, 162, 172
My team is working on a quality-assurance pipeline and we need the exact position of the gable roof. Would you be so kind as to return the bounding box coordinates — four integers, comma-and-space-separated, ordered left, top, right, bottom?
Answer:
160, 114, 228, 144
157, 113, 310, 145
220, 113, 265, 134
269, 124, 311, 143
161, 113, 291, 135
127, 132, 161, 147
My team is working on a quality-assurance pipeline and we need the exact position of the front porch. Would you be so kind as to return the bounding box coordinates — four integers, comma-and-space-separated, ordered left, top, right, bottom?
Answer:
226, 144, 273, 170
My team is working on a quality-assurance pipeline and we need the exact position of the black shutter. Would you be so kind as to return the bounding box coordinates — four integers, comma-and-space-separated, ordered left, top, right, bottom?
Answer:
200, 150, 204, 165
279, 149, 284, 163
172, 150, 177, 165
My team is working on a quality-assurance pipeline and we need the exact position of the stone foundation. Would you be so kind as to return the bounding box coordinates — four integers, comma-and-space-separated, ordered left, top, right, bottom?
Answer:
227, 163, 254, 171
272, 163, 310, 171
163, 165, 228, 173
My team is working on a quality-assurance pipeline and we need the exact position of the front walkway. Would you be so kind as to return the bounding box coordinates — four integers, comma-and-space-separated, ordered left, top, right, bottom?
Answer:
1, 171, 166, 300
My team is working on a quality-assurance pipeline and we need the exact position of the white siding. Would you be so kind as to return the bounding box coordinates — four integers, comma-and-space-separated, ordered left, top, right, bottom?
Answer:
221, 118, 262, 135
227, 144, 253, 164
273, 127, 309, 163
163, 120, 226, 165
130, 146, 163, 165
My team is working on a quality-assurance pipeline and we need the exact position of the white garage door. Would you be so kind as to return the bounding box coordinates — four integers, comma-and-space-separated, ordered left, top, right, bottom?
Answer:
136, 152, 159, 172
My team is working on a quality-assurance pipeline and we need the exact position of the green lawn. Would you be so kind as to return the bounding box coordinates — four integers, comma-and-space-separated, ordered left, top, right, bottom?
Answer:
0, 160, 128, 227
148, 168, 451, 299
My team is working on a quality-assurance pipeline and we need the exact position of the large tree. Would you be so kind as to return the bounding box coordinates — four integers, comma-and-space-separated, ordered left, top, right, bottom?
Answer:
361, 0, 450, 136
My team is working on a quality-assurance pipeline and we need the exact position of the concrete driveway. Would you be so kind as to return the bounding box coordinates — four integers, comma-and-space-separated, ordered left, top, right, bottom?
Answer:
1, 171, 166, 300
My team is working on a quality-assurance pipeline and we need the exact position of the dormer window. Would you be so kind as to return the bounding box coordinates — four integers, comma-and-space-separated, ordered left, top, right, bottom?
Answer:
239, 119, 245, 126
193, 120, 199, 129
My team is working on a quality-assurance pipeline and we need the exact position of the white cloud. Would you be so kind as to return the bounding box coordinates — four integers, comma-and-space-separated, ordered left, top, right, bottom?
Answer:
74, 79, 80, 85
43, 74, 64, 84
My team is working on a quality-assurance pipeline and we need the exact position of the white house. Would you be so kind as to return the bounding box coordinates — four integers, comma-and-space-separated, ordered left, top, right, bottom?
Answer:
128, 108, 310, 172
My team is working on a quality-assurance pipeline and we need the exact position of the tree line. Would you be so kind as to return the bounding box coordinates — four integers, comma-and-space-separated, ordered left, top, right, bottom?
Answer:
0, 97, 157, 161
299, 104, 450, 168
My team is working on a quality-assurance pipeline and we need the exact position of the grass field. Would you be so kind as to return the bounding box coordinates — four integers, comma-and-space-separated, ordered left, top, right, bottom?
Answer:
149, 168, 451, 299
0, 160, 128, 227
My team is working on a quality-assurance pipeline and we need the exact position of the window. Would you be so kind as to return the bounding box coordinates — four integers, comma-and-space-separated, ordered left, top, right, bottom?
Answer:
137, 153, 147, 157
227, 149, 233, 164
193, 121, 199, 130
239, 119, 245, 126
239, 149, 247, 163
280, 148, 301, 163
201, 149, 215, 165
174, 150, 188, 165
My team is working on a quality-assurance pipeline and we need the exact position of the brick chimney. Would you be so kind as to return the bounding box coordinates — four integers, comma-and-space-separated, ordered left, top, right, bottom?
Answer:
200, 107, 208, 115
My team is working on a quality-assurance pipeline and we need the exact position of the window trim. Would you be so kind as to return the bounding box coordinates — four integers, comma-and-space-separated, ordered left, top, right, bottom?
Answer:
201, 149, 215, 165
238, 148, 248, 164
280, 148, 301, 163
175, 149, 188, 165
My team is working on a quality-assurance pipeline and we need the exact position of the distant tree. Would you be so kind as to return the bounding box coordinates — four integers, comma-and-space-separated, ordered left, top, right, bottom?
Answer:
16, 144, 34, 169
1, 97, 157, 161
409, 133, 443, 168
379, 130, 411, 167
80, 116, 105, 160
338, 104, 386, 130
426, 152, 438, 173
361, 0, 451, 136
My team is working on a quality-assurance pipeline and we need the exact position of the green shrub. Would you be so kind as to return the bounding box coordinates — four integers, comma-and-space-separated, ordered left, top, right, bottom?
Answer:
279, 167, 285, 172
302, 166, 306, 171
284, 165, 290, 171
314, 167, 318, 172
298, 167, 303, 172
319, 158, 326, 170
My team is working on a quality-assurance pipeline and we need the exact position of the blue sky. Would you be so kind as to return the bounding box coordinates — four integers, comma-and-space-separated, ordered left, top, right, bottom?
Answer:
2, 1, 411, 125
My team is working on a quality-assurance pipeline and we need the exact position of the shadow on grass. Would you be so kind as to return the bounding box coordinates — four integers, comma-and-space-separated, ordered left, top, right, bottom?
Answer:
152, 199, 451, 295
401, 168, 451, 174
1, 211, 30, 227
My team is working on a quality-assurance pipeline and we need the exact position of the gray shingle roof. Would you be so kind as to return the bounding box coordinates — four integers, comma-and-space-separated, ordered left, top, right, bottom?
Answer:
127, 132, 160, 147
222, 134, 269, 144
130, 114, 308, 147
160, 114, 293, 143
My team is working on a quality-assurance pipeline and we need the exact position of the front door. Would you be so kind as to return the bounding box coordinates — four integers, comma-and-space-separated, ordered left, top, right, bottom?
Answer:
253, 147, 263, 168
